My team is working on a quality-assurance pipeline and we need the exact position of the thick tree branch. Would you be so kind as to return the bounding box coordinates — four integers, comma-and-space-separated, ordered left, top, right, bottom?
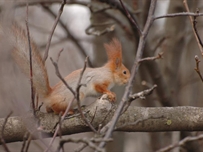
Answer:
1, 96, 203, 144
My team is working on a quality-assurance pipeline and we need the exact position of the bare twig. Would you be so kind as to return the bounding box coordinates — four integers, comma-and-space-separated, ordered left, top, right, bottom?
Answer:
85, 24, 115, 36
138, 52, 163, 63
194, 55, 203, 83
50, 58, 75, 95
118, 0, 142, 35
15, 0, 89, 8
75, 57, 98, 133
43, 0, 66, 62
58, 138, 112, 152
25, 134, 32, 152
56, 48, 64, 63
47, 56, 97, 151
183, 0, 203, 56
156, 134, 203, 152
21, 132, 29, 152
0, 111, 12, 152
43, 6, 93, 67
193, 10, 203, 48
97, 0, 157, 150
25, 3, 35, 115
129, 85, 157, 101
119, 85, 157, 126
45, 58, 75, 152
91, 106, 98, 124
154, 12, 203, 20
89, 5, 112, 14
58, 113, 63, 139
74, 143, 88, 152
152, 37, 167, 53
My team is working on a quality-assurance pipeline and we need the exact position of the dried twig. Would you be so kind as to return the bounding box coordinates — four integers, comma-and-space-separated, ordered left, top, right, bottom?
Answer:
183, 0, 203, 56
75, 57, 98, 133
116, 85, 157, 128
194, 55, 203, 83
56, 48, 64, 63
118, 0, 142, 35
85, 24, 115, 36
45, 58, 75, 152
156, 134, 203, 152
154, 12, 203, 20
43, 6, 93, 67
25, 134, 32, 152
89, 5, 112, 14
97, 0, 157, 149
152, 37, 167, 53
43, 0, 66, 62
193, 11, 203, 48
0, 111, 12, 152
129, 85, 157, 101
21, 132, 29, 152
47, 56, 97, 151
50, 58, 75, 95
138, 52, 163, 63
58, 138, 112, 152
25, 3, 35, 115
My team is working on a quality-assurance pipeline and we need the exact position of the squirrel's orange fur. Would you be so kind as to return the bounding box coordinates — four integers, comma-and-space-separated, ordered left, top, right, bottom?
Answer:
10, 24, 130, 114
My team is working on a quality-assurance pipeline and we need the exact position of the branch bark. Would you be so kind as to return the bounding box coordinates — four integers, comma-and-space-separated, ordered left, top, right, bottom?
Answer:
1, 95, 203, 144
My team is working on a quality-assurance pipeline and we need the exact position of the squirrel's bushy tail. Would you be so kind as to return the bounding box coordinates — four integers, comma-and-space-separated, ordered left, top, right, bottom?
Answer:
11, 24, 51, 97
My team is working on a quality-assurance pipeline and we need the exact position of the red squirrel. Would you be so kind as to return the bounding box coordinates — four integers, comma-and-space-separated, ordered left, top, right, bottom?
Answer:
10, 24, 130, 114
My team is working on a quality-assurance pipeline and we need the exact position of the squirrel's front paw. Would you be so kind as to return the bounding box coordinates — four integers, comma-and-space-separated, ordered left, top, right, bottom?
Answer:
106, 92, 116, 102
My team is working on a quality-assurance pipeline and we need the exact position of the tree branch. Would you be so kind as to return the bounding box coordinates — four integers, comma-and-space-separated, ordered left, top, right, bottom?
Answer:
97, 0, 157, 149
1, 97, 203, 144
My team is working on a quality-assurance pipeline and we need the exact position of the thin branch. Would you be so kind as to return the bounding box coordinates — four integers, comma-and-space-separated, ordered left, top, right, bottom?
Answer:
89, 5, 112, 14
75, 57, 98, 133
193, 11, 203, 48
97, 0, 157, 149
183, 0, 203, 56
56, 48, 64, 63
43, 0, 66, 62
0, 111, 12, 152
25, 3, 36, 115
194, 55, 203, 83
50, 58, 75, 95
85, 24, 115, 36
25, 134, 32, 152
129, 85, 157, 101
42, 5, 93, 67
154, 12, 203, 20
113, 85, 157, 130
138, 52, 163, 63
118, 0, 142, 35
46, 58, 75, 152
15, 0, 89, 8
152, 37, 167, 53
47, 56, 97, 151
58, 138, 112, 152
156, 134, 203, 152
2, 106, 203, 143
21, 132, 29, 152
74, 143, 88, 152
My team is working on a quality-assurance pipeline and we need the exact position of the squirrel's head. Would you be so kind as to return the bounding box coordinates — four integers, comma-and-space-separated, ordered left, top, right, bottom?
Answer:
104, 38, 130, 85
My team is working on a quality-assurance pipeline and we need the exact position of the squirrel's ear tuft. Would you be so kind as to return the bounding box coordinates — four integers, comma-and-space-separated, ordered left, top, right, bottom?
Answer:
104, 38, 122, 69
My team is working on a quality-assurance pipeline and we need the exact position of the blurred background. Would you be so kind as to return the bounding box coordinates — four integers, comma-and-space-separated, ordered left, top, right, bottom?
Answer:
0, 0, 203, 151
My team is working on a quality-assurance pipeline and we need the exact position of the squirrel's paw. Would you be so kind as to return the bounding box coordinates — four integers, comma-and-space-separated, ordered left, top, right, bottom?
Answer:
106, 92, 116, 102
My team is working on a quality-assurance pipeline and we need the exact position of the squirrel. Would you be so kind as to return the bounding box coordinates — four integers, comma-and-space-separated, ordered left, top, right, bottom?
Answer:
9, 24, 130, 114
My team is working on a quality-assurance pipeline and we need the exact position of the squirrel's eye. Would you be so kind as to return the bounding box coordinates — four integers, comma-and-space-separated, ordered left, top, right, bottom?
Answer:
123, 71, 127, 75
